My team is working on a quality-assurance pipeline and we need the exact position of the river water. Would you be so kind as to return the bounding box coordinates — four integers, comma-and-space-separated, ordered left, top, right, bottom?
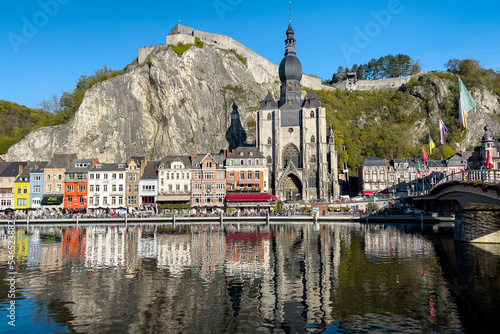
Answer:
0, 223, 499, 333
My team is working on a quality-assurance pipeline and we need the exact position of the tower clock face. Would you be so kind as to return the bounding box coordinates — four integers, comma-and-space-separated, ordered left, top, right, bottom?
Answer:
288, 128, 293, 133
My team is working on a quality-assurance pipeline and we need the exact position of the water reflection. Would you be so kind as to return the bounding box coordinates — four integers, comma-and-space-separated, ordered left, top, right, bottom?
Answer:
0, 223, 493, 333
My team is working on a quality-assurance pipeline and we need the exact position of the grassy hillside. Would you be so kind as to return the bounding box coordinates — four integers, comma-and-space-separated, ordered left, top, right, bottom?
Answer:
0, 101, 55, 154
316, 71, 498, 175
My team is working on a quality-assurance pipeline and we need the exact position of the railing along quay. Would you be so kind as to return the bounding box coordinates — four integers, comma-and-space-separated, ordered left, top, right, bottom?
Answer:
0, 213, 453, 226
435, 169, 500, 187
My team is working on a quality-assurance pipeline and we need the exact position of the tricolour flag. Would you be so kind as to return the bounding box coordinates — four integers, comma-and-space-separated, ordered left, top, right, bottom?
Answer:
458, 77, 477, 136
438, 114, 448, 145
422, 148, 428, 167
429, 134, 436, 154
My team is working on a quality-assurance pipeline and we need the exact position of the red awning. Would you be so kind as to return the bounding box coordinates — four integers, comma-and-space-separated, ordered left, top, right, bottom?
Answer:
226, 193, 278, 202
363, 190, 377, 196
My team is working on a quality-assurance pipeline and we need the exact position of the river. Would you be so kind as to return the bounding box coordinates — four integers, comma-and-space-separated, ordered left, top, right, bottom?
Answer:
0, 223, 499, 333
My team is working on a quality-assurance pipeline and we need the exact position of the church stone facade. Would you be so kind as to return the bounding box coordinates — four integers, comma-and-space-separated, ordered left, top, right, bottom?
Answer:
256, 22, 338, 202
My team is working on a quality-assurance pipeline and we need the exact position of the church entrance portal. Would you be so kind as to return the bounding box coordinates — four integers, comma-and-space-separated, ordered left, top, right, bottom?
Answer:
283, 174, 302, 202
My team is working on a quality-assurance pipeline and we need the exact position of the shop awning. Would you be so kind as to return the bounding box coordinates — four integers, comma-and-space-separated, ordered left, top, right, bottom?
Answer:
157, 195, 190, 202
41, 195, 63, 205
226, 193, 278, 202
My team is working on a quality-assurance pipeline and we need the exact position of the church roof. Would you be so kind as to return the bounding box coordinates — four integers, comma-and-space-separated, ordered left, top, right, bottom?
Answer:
260, 92, 278, 109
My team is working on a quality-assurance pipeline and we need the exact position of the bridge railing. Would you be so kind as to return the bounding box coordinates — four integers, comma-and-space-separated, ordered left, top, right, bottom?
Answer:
434, 169, 500, 187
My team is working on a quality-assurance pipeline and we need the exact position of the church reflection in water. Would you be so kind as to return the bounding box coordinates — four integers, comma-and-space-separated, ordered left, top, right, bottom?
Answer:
1, 223, 488, 333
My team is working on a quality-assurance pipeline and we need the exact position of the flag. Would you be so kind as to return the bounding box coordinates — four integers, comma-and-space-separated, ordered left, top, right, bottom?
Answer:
429, 134, 436, 154
487, 150, 494, 170
422, 148, 428, 166
458, 77, 477, 136
438, 115, 448, 145
417, 160, 422, 178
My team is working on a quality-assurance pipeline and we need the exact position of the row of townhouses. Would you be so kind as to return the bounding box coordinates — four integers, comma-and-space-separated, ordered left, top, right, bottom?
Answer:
0, 147, 275, 214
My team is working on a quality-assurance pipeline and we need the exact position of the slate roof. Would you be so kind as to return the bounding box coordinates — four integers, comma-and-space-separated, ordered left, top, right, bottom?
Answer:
140, 161, 160, 180
362, 156, 387, 167
90, 163, 127, 172
66, 159, 95, 173
45, 154, 78, 169
191, 153, 225, 170
15, 161, 47, 181
227, 147, 264, 159
0, 162, 27, 178
160, 156, 191, 169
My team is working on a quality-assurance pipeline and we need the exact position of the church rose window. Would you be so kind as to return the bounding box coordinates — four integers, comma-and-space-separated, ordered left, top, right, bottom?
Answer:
283, 144, 300, 168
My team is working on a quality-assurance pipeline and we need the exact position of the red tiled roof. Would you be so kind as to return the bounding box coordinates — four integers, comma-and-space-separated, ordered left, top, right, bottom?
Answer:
226, 193, 278, 202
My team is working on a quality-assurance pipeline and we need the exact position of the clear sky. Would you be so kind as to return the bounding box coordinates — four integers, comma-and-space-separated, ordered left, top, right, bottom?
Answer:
1, 0, 499, 109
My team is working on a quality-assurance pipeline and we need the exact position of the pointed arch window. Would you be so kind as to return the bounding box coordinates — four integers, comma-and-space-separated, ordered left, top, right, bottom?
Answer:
267, 137, 272, 145
308, 170, 316, 188
310, 155, 316, 163
283, 143, 300, 168
267, 113, 272, 120
266, 156, 272, 164
310, 111, 314, 118
311, 135, 315, 143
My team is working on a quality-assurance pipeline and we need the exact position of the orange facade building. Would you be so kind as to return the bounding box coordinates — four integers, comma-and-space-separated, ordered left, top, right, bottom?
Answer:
64, 159, 98, 211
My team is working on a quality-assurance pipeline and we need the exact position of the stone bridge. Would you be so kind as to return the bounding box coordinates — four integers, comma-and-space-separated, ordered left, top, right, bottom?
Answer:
413, 170, 500, 243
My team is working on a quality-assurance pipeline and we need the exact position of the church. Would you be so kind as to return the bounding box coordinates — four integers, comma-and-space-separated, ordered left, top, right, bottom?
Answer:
256, 21, 338, 202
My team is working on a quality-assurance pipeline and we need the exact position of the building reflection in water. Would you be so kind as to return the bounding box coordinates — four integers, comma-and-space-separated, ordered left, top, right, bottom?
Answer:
3, 223, 496, 332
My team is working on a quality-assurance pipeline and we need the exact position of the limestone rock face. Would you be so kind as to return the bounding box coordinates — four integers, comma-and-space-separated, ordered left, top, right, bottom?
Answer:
3, 45, 276, 162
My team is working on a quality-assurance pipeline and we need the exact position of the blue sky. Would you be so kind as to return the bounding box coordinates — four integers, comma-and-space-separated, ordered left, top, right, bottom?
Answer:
1, 0, 499, 108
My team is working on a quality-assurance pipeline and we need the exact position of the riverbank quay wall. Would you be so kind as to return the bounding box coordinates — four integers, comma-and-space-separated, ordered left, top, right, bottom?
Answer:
0, 214, 453, 226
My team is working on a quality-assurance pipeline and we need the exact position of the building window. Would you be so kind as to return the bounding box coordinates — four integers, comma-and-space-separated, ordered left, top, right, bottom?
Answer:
142, 185, 155, 192
310, 111, 314, 118
33, 186, 41, 193
47, 174, 51, 180
67, 185, 74, 193
194, 172, 201, 180
247, 171, 252, 179
267, 113, 272, 120
103, 185, 108, 192
372, 170, 377, 182
112, 173, 117, 179
56, 184, 62, 192
119, 185, 123, 192
33, 176, 41, 181
128, 196, 137, 205
248, 159, 252, 166
240, 171, 245, 180
267, 137, 272, 145
311, 135, 315, 143
67, 197, 72, 206
255, 172, 260, 180
193, 194, 201, 203
267, 156, 272, 164
229, 171, 234, 180
310, 155, 316, 163
204, 172, 213, 180
17, 198, 27, 206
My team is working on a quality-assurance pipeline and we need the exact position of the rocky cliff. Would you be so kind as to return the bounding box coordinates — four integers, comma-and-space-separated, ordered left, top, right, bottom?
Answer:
3, 44, 279, 162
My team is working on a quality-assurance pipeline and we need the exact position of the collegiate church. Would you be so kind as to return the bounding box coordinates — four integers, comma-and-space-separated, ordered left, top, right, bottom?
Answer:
256, 21, 338, 201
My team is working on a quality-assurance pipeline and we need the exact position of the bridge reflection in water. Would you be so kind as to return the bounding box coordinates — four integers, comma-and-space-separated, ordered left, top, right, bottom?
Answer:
414, 170, 500, 243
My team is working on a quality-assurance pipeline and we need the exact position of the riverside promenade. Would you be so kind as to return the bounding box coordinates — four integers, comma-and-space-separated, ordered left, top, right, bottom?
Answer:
0, 213, 453, 226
